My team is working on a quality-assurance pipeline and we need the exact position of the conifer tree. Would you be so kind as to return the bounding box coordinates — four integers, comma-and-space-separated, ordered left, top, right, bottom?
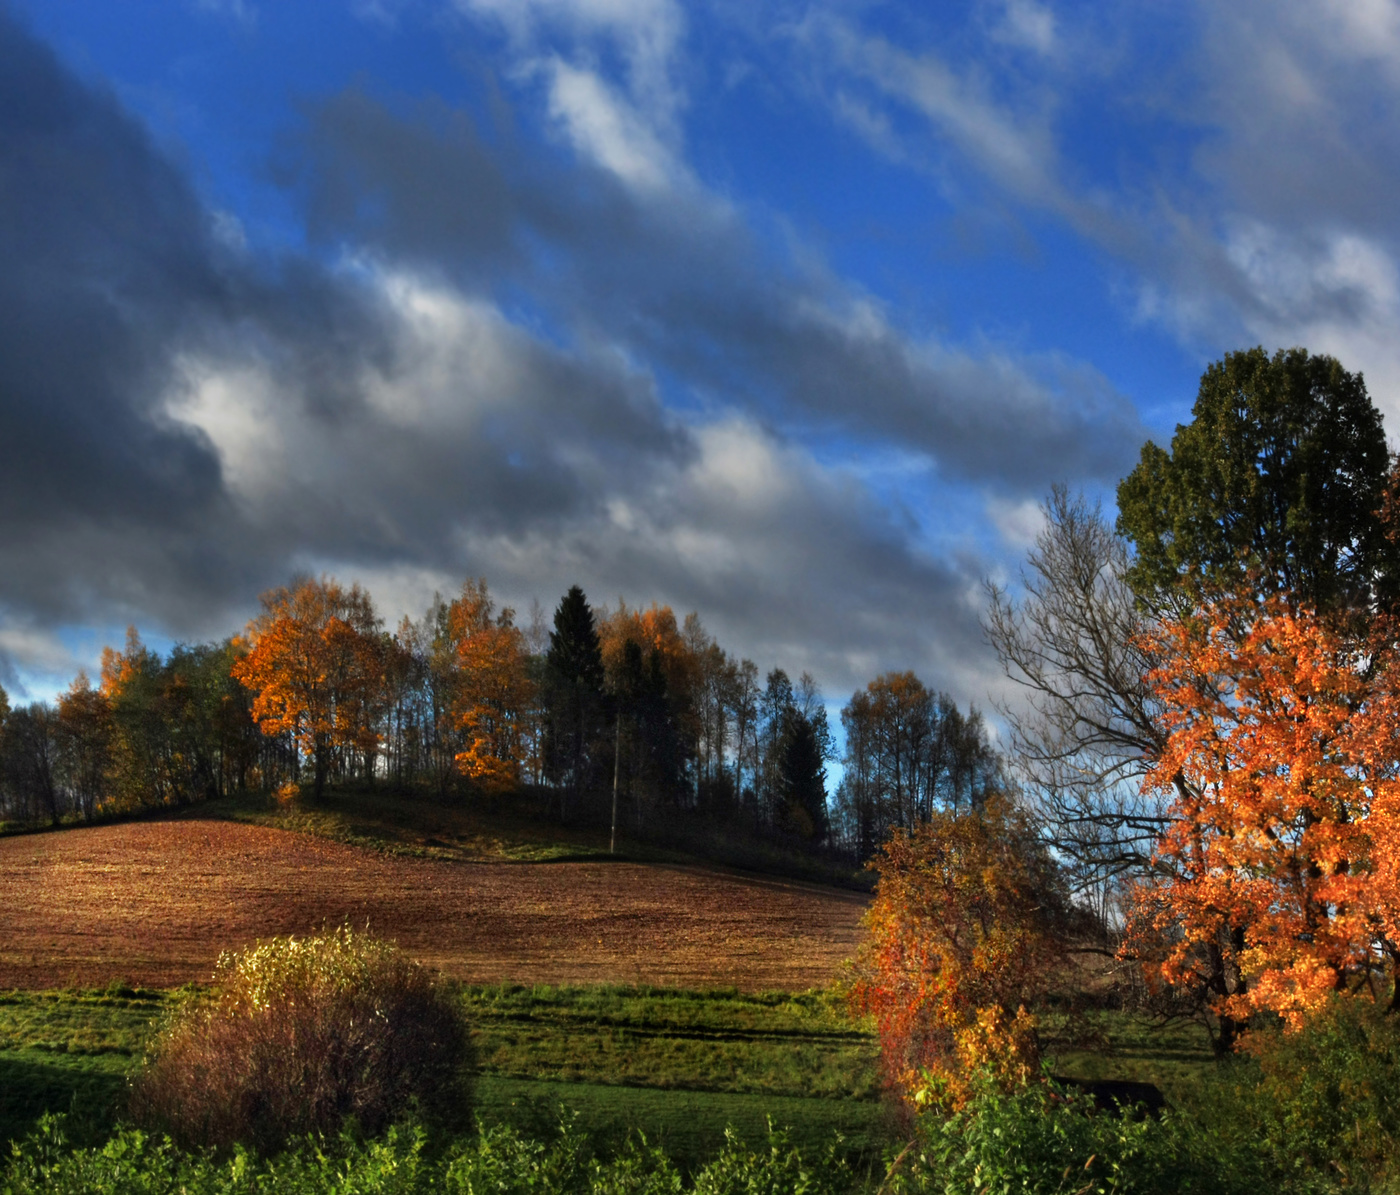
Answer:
543, 586, 605, 820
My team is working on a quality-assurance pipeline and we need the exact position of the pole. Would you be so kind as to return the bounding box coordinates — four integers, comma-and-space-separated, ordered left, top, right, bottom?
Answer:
610, 708, 621, 855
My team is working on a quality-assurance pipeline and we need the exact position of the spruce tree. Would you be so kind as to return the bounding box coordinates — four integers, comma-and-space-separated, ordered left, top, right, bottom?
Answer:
543, 586, 605, 820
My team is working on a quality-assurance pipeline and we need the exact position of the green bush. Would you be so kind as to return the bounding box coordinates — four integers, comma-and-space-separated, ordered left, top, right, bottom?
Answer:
1189, 996, 1400, 1192
128, 927, 472, 1153
2, 1115, 848, 1194
883, 1075, 1261, 1195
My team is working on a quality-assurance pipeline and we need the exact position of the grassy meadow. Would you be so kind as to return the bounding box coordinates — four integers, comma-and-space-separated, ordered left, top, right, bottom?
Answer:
0, 981, 1219, 1168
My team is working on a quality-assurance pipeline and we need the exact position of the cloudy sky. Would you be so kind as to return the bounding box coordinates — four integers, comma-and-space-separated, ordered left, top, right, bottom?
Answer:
2, 0, 1398, 717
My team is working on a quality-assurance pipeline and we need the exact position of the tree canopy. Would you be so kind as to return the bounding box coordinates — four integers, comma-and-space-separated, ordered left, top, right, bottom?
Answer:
1116, 346, 1396, 613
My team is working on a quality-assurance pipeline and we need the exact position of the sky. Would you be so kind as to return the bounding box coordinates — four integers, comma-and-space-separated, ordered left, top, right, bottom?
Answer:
3, 0, 1400, 724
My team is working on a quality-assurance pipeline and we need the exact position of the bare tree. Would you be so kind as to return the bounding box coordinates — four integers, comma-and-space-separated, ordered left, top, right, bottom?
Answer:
984, 486, 1172, 911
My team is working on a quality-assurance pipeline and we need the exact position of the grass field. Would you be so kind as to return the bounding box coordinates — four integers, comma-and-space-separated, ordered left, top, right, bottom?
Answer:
0, 981, 1221, 1171
0, 984, 893, 1167
0, 794, 1230, 1182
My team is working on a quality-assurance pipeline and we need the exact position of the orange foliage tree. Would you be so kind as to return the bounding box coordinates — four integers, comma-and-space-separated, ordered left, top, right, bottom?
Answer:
232, 577, 385, 799
447, 580, 536, 793
1131, 591, 1400, 1034
849, 793, 1071, 1110
597, 603, 698, 721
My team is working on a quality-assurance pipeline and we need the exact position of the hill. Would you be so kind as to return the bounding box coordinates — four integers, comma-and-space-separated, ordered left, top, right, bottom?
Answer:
0, 806, 867, 991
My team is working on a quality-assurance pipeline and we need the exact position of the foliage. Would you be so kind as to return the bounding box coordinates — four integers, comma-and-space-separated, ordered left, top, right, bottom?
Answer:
0, 982, 887, 1162
1129, 590, 1400, 1031
849, 795, 1071, 1110
128, 928, 471, 1153
1, 1115, 857, 1195
543, 585, 608, 818
232, 577, 386, 799
1189, 995, 1400, 1191
775, 707, 827, 841
1116, 346, 1397, 614
887, 1075, 1261, 1195
836, 672, 999, 861
448, 579, 537, 793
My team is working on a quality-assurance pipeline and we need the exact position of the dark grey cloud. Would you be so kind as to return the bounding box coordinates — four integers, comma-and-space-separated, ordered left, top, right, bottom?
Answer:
0, 11, 687, 641
0, 9, 1113, 707
293, 85, 1148, 493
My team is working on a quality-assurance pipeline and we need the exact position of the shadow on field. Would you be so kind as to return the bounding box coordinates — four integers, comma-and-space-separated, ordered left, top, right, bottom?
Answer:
0, 1052, 126, 1147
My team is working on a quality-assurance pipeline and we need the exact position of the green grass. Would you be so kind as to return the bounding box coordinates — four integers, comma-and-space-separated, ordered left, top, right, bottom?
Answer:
1040, 1008, 1218, 1102
0, 980, 1225, 1173
474, 1077, 892, 1169
0, 988, 168, 1147
0, 983, 887, 1162
465, 984, 879, 1100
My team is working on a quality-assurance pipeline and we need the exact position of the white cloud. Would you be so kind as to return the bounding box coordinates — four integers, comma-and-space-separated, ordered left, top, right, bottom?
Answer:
798, 16, 1068, 213
455, 0, 685, 119
544, 59, 682, 191
991, 0, 1057, 56
985, 495, 1046, 551
0, 619, 86, 698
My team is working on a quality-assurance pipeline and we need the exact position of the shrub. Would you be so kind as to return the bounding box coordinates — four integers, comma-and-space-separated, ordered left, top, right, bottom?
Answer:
128, 926, 472, 1153
1189, 995, 1400, 1191
887, 1076, 1262, 1195
848, 795, 1073, 1111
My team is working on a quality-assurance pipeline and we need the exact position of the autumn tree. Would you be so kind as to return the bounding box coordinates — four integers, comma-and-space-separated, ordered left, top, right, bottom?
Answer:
849, 793, 1071, 1110
682, 613, 740, 811
447, 580, 536, 794
232, 577, 385, 800
598, 603, 699, 808
56, 672, 113, 821
100, 627, 170, 808
1128, 591, 1400, 1044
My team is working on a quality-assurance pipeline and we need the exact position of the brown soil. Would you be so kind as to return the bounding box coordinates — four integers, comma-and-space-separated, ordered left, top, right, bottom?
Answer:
0, 818, 867, 991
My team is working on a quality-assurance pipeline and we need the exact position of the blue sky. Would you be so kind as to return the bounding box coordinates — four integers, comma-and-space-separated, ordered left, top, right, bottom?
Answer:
3, 0, 1398, 720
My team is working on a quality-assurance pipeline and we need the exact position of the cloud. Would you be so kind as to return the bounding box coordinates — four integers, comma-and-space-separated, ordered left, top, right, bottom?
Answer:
455, 0, 686, 121
0, 8, 1139, 708
795, 14, 1066, 210
990, 0, 1058, 56
543, 59, 683, 191
783, 0, 1400, 429
1112, 0, 1400, 416
294, 83, 1146, 491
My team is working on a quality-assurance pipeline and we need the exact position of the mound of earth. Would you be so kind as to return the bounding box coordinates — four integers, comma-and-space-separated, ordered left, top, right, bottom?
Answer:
0, 819, 867, 990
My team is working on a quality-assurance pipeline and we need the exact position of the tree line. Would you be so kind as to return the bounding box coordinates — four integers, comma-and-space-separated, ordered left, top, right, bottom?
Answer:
0, 575, 998, 862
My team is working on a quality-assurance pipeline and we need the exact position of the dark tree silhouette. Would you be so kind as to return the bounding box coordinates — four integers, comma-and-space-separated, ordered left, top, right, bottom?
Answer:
543, 586, 606, 821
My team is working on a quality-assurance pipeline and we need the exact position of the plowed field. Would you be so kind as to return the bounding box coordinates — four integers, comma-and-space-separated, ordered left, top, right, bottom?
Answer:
0, 820, 867, 991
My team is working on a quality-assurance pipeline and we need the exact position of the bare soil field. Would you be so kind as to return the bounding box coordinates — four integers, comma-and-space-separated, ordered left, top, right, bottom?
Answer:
0, 819, 867, 991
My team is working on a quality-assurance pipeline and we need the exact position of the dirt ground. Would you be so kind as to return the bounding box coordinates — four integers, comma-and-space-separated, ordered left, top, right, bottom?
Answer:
0, 819, 868, 991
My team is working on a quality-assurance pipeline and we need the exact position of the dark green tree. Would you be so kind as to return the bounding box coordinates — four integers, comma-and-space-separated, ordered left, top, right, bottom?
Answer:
1116, 346, 1397, 613
611, 638, 687, 831
543, 586, 605, 821
777, 708, 827, 841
